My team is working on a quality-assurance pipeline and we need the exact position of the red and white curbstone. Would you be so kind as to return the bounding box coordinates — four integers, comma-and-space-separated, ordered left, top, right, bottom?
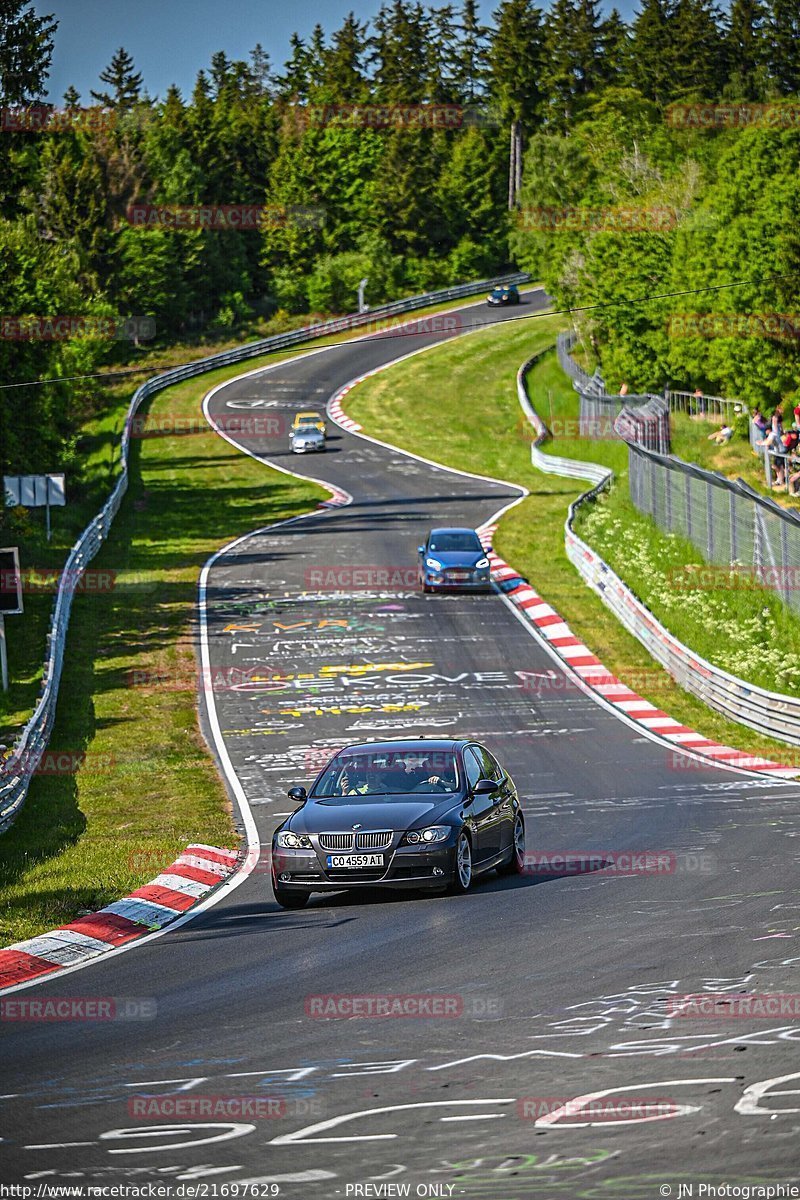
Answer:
328, 388, 363, 433
0, 844, 239, 992
477, 523, 799, 779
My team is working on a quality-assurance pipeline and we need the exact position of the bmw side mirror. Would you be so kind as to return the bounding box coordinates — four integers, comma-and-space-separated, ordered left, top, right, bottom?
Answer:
287, 786, 307, 804
417, 545, 425, 555
473, 778, 495, 795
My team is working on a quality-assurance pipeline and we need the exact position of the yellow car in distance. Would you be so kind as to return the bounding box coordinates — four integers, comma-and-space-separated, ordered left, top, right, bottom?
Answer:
291, 411, 326, 435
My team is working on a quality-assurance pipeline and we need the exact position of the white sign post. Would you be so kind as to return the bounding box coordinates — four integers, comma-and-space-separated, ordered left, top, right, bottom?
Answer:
0, 547, 23, 692
4, 473, 66, 541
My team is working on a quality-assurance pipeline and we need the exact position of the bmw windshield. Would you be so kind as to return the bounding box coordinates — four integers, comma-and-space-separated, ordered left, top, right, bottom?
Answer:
311, 750, 460, 797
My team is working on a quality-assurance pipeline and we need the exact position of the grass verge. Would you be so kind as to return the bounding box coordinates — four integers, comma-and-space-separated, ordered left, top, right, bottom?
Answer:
346, 321, 799, 761
0, 350, 327, 946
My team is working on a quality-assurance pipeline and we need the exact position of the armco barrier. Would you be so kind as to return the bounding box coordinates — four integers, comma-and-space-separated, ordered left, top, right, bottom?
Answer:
519, 347, 800, 748
0, 271, 529, 833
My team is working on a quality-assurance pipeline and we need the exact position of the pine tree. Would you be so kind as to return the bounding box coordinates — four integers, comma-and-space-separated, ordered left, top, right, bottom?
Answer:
320, 13, 368, 101
278, 35, 313, 102
766, 0, 800, 94
90, 47, 143, 109
630, 0, 676, 105
571, 0, 606, 95
488, 0, 546, 126
541, 0, 579, 128
426, 5, 461, 101
0, 0, 57, 104
63, 84, 81, 108
249, 43, 272, 96
371, 1, 430, 103
670, 0, 727, 99
598, 8, 632, 89
726, 0, 767, 99
454, 0, 491, 102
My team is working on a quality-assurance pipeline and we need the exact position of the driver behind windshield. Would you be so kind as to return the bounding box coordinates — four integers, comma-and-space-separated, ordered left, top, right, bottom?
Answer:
313, 751, 458, 797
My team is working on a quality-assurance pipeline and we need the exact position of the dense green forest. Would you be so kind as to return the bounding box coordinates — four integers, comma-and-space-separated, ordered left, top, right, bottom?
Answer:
2, 0, 800, 477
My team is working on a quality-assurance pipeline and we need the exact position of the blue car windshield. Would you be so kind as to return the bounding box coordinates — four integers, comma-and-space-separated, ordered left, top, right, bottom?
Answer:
312, 750, 460, 797
429, 533, 482, 552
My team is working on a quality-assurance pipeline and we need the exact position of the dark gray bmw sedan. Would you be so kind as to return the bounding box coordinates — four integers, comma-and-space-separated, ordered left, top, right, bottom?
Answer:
271, 739, 525, 908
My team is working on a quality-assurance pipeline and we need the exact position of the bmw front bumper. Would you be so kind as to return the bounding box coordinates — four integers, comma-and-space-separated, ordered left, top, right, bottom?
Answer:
272, 841, 457, 893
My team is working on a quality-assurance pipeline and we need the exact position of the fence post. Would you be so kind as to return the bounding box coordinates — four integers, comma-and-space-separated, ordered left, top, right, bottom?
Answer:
665, 467, 672, 531
780, 518, 790, 606
729, 488, 737, 563
707, 480, 715, 560
685, 472, 692, 541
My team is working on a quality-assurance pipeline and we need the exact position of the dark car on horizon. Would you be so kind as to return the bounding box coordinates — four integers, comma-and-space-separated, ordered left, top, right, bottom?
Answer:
417, 527, 492, 593
271, 738, 525, 908
487, 284, 520, 306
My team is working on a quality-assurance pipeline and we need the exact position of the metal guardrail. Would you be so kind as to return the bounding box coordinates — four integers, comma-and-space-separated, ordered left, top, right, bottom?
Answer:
0, 270, 530, 832
519, 343, 800, 749
668, 389, 740, 419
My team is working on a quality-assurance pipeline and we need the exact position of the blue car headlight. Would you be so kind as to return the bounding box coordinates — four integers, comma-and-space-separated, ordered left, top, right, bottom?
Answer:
476, 557, 490, 570
426, 557, 442, 571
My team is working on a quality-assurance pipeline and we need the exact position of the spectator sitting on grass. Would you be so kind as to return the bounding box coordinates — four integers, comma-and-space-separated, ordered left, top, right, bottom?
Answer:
708, 424, 734, 444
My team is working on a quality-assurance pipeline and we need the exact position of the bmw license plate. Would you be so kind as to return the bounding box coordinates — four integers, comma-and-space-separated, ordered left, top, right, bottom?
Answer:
449, 571, 470, 581
326, 853, 384, 869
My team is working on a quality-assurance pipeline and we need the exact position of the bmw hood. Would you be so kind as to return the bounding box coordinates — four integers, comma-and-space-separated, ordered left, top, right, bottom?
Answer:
289, 795, 460, 834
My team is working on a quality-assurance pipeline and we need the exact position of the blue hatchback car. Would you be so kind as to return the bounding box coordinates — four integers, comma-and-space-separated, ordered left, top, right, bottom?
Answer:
417, 527, 492, 593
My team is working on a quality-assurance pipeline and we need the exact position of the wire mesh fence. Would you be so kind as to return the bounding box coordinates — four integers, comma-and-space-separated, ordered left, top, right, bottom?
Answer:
628, 444, 800, 615
556, 332, 671, 453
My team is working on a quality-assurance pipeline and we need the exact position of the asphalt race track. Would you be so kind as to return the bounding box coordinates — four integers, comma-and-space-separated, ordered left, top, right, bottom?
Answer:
2, 291, 800, 1197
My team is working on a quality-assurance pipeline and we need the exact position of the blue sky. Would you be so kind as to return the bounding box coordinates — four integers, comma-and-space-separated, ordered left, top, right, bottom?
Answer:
40, 0, 640, 103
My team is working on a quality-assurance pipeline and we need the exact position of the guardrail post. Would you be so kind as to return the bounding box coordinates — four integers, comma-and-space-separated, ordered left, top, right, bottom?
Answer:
707, 481, 715, 560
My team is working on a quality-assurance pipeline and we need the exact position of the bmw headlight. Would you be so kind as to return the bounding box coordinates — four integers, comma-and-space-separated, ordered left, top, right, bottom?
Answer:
405, 826, 450, 845
476, 557, 490, 569
426, 557, 442, 570
276, 831, 312, 849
